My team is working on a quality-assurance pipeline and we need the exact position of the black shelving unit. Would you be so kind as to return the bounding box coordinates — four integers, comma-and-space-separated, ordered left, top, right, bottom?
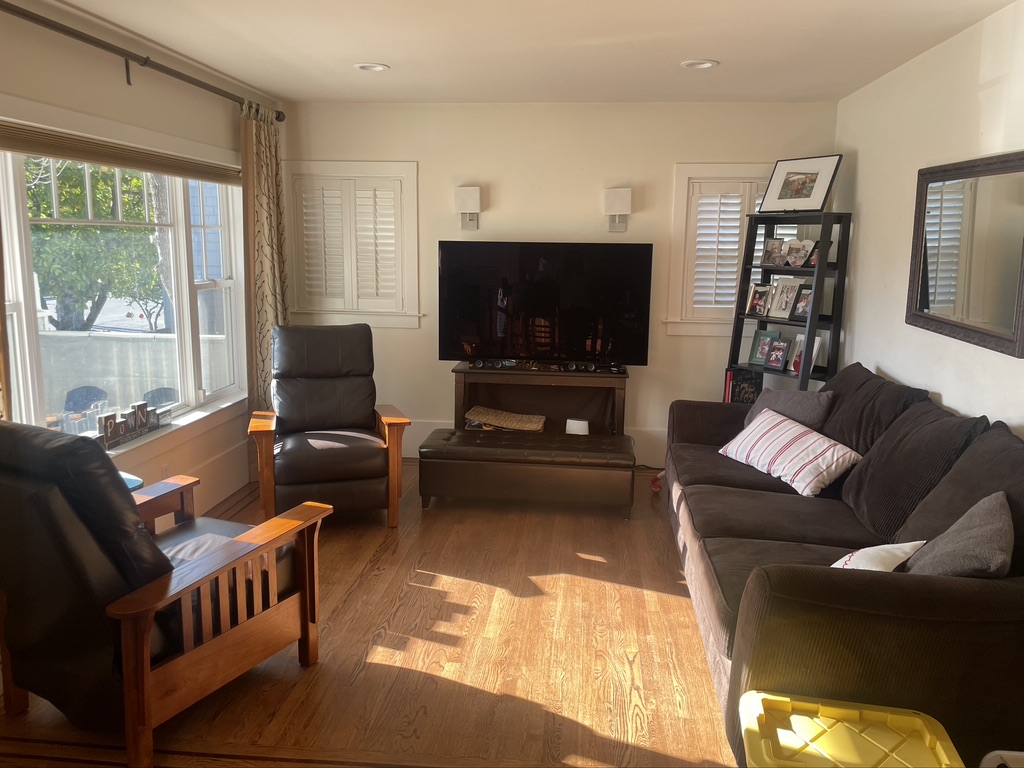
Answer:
726, 211, 852, 392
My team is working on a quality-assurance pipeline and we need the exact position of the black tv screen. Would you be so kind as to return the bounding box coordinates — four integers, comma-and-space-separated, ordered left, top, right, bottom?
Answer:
438, 240, 653, 366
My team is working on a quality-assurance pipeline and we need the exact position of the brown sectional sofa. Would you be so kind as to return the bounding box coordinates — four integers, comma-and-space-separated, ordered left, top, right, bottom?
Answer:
665, 362, 1024, 766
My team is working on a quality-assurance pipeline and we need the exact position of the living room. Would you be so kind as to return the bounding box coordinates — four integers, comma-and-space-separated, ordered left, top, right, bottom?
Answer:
1, 0, 1023, 765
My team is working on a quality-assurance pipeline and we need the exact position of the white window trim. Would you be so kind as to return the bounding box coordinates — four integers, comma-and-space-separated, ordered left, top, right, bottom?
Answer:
283, 160, 420, 329
666, 163, 773, 337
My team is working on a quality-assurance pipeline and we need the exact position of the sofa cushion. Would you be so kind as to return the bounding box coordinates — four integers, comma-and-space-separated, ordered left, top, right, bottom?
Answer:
819, 362, 930, 455
842, 400, 989, 541
679, 485, 885, 550
687, 537, 852, 659
905, 491, 1014, 578
744, 388, 835, 431
896, 422, 1024, 575
669, 443, 797, 495
831, 540, 926, 571
720, 409, 862, 497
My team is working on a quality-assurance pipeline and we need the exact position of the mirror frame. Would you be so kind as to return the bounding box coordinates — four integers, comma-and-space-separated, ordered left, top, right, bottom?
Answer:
906, 150, 1024, 358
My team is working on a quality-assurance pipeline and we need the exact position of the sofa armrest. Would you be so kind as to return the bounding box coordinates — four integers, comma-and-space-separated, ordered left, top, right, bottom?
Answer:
725, 564, 1024, 766
133, 475, 200, 532
667, 399, 751, 447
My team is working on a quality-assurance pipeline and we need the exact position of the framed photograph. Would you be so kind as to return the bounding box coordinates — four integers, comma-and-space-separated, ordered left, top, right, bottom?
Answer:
807, 240, 822, 266
789, 285, 814, 321
767, 277, 804, 318
785, 238, 816, 267
760, 238, 786, 266
745, 283, 772, 316
759, 154, 843, 213
792, 333, 823, 374
748, 330, 781, 365
765, 339, 791, 371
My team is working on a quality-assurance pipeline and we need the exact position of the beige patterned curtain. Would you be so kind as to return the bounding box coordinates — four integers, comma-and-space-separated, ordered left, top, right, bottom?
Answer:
241, 101, 288, 412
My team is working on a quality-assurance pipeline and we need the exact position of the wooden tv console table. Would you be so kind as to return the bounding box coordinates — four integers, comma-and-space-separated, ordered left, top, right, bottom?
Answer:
452, 361, 627, 435
417, 363, 635, 512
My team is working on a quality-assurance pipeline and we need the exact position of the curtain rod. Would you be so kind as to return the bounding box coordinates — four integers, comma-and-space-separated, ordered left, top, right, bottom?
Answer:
0, 0, 285, 122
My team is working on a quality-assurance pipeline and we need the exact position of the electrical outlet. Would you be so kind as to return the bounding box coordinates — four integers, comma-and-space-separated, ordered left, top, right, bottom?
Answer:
160, 464, 169, 479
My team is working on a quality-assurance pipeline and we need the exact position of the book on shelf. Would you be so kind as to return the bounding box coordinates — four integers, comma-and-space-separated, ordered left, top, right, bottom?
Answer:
724, 367, 763, 404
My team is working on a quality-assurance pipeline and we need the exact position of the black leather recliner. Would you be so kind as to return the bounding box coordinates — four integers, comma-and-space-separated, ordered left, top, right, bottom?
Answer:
0, 420, 332, 767
248, 323, 410, 527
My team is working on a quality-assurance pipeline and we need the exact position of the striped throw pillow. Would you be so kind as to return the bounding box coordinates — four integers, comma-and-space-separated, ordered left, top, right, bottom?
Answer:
720, 408, 863, 496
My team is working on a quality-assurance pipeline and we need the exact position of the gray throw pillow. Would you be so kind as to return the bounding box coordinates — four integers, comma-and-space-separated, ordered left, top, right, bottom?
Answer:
905, 491, 1014, 578
744, 388, 835, 431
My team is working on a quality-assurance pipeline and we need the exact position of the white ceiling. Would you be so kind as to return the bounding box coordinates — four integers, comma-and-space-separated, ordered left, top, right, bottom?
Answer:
27, 0, 1015, 104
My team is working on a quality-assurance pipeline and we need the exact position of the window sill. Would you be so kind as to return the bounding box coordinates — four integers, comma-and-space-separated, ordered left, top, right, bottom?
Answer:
290, 308, 422, 329
106, 394, 248, 464
663, 318, 733, 337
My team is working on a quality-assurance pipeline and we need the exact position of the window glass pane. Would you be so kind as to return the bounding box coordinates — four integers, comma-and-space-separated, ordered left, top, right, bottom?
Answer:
198, 286, 234, 394
192, 229, 205, 281
188, 179, 202, 225
88, 165, 118, 221
120, 170, 147, 223
56, 161, 88, 220
202, 182, 221, 226
24, 157, 54, 219
205, 230, 223, 279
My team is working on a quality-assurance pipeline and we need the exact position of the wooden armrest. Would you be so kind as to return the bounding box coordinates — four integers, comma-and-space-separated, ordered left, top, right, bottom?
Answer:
375, 404, 410, 427
248, 410, 277, 435
375, 405, 410, 528
133, 475, 200, 529
107, 502, 333, 620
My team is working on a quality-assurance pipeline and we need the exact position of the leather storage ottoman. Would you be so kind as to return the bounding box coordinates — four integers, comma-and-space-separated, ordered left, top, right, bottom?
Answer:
418, 428, 635, 512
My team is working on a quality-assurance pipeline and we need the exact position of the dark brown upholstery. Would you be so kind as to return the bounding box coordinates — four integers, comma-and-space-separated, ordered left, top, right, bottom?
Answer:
841, 399, 989, 540
0, 420, 332, 768
418, 428, 635, 509
250, 324, 410, 527
819, 361, 930, 455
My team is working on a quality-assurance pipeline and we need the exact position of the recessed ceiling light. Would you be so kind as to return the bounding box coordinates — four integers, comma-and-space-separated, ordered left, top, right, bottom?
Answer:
680, 59, 719, 70
355, 63, 390, 72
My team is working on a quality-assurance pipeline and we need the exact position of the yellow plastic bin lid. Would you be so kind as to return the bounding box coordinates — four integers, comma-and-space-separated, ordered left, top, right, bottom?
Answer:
739, 690, 965, 767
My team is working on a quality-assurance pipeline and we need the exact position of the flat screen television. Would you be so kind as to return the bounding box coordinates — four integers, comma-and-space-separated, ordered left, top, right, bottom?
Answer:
438, 240, 653, 367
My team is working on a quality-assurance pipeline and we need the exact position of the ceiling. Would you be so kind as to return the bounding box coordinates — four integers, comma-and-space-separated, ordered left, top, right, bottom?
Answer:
27, 0, 1016, 104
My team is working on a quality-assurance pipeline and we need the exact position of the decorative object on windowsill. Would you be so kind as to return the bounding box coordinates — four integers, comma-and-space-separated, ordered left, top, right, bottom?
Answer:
96, 401, 171, 449
767, 277, 804, 318
758, 154, 843, 213
784, 238, 817, 267
748, 330, 781, 366
764, 339, 792, 371
745, 283, 772, 316
789, 285, 814, 321
760, 237, 786, 266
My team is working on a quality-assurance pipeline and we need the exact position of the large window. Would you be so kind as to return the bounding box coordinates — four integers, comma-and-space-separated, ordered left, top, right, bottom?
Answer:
1, 151, 245, 433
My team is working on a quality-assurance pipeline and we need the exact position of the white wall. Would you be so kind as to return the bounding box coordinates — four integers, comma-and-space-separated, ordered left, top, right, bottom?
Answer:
0, 11, 268, 512
834, 1, 1024, 429
282, 101, 838, 465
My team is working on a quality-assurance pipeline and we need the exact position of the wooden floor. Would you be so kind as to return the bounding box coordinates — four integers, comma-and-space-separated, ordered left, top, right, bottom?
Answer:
0, 462, 735, 768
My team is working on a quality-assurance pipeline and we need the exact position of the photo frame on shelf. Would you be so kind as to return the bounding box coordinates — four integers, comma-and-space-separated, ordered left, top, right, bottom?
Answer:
759, 154, 843, 213
789, 285, 814, 321
791, 333, 823, 374
767, 277, 804, 318
745, 284, 772, 316
748, 330, 781, 365
765, 339, 791, 371
785, 238, 816, 267
760, 237, 786, 266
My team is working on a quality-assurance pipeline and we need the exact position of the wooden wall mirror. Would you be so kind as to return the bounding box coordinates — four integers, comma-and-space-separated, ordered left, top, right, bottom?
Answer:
906, 150, 1024, 357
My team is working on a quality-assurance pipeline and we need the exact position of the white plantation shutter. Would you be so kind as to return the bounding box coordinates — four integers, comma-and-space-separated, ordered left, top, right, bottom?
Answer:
296, 177, 347, 307
354, 179, 400, 309
692, 183, 744, 310
924, 179, 970, 312
288, 165, 417, 325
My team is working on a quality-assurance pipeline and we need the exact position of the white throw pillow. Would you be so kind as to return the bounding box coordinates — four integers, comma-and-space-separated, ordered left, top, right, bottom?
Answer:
831, 540, 927, 571
720, 408, 863, 496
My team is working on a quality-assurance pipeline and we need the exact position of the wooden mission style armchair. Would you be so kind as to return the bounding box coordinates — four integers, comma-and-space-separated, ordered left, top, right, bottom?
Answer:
249, 324, 411, 527
0, 420, 332, 768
